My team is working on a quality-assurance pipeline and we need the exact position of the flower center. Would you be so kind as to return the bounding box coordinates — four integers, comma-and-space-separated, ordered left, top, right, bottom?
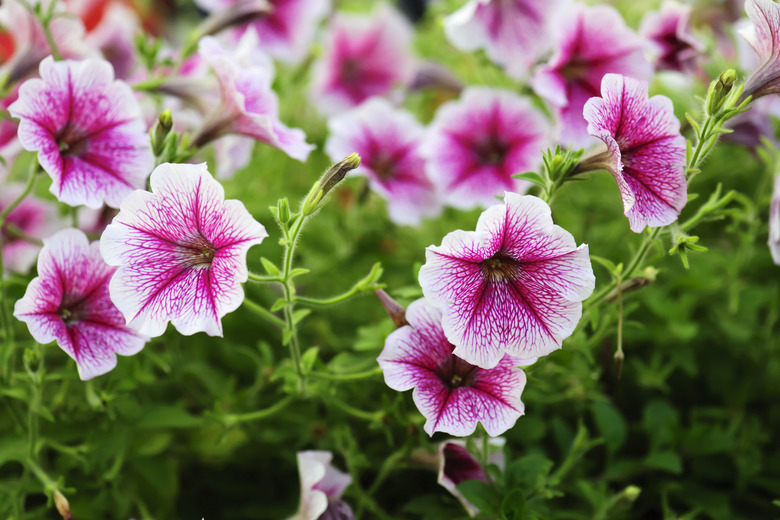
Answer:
341, 58, 362, 83
473, 137, 507, 165
56, 122, 90, 157
58, 299, 88, 325
371, 154, 396, 180
561, 56, 590, 80
181, 235, 218, 268
436, 354, 479, 390
479, 252, 520, 281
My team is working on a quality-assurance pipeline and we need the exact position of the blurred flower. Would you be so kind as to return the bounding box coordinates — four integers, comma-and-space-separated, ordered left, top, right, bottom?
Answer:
769, 174, 780, 264
291, 451, 354, 520
196, 0, 330, 64
420, 87, 549, 210
444, 0, 560, 79
100, 162, 268, 337
14, 229, 147, 380
310, 4, 414, 116
0, 186, 57, 273
8, 57, 153, 209
82, 1, 142, 80
640, 1, 704, 73
379, 298, 530, 435
582, 74, 687, 233
531, 3, 652, 147
741, 0, 780, 99
325, 98, 441, 226
419, 193, 594, 369
437, 439, 505, 517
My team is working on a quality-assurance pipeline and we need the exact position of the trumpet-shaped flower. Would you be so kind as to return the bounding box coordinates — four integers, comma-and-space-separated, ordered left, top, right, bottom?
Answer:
8, 57, 154, 209
583, 74, 687, 233
444, 0, 560, 79
310, 4, 414, 115
378, 298, 531, 436
325, 98, 441, 226
1, 186, 57, 273
291, 451, 354, 520
640, 1, 704, 73
100, 162, 268, 337
419, 193, 594, 369
531, 3, 652, 147
420, 87, 549, 210
741, 0, 780, 99
14, 229, 147, 380
437, 439, 505, 517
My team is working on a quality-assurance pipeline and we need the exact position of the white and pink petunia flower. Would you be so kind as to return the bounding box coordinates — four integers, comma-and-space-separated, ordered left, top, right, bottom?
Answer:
531, 3, 652, 148
437, 439, 505, 517
310, 4, 414, 116
379, 298, 529, 436
100, 162, 268, 338
769, 174, 780, 265
325, 98, 441, 226
9, 57, 154, 209
741, 0, 780, 99
291, 451, 354, 520
640, 1, 704, 73
13, 229, 147, 380
195, 0, 330, 64
1, 186, 57, 273
420, 87, 550, 210
419, 193, 595, 369
583, 74, 687, 233
444, 0, 560, 79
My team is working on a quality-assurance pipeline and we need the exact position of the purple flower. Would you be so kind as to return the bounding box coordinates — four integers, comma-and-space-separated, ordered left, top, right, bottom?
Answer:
8, 57, 154, 209
583, 74, 687, 233
378, 298, 530, 436
444, 0, 560, 79
741, 0, 780, 99
325, 98, 441, 226
420, 87, 550, 210
531, 3, 652, 147
769, 174, 780, 264
437, 439, 505, 517
99, 162, 268, 337
292, 451, 354, 520
640, 1, 704, 73
14, 229, 147, 380
418, 193, 594, 369
310, 5, 414, 116
1, 186, 57, 273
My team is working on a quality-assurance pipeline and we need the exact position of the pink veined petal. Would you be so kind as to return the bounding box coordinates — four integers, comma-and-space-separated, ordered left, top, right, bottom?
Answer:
769, 174, 780, 265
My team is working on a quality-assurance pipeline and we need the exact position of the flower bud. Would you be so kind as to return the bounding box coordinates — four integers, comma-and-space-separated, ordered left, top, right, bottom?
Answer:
151, 110, 173, 157
302, 153, 361, 216
375, 289, 408, 328
705, 69, 737, 116
54, 490, 73, 520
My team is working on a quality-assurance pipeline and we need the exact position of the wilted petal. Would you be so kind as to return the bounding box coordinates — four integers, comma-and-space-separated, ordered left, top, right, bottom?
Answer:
742, 0, 780, 99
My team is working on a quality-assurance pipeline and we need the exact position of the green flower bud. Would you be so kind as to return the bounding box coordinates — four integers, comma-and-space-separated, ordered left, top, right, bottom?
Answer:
302, 153, 361, 216
705, 69, 737, 116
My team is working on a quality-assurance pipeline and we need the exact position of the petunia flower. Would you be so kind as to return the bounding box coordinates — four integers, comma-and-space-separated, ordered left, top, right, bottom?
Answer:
1, 186, 57, 273
741, 0, 780, 100
378, 297, 531, 435
100, 162, 268, 337
437, 439, 505, 517
582, 74, 687, 233
444, 0, 560, 79
310, 4, 414, 116
769, 173, 780, 264
531, 3, 652, 147
14, 229, 147, 380
420, 87, 550, 210
418, 192, 594, 369
290, 451, 354, 520
325, 98, 441, 226
640, 1, 705, 73
8, 57, 154, 209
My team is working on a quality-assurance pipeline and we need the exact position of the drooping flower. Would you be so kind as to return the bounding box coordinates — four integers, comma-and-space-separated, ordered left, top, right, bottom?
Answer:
582, 74, 687, 233
9, 57, 154, 209
0, 186, 57, 273
14, 229, 147, 380
640, 1, 705, 73
769, 174, 780, 264
420, 87, 550, 210
741, 0, 780, 100
444, 0, 560, 79
290, 451, 354, 520
418, 193, 595, 369
437, 439, 505, 517
531, 3, 652, 147
325, 98, 441, 226
100, 162, 268, 337
310, 4, 414, 116
378, 298, 531, 435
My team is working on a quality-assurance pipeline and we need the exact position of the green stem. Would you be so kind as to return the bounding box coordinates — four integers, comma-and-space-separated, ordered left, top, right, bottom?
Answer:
222, 395, 294, 426
26, 458, 57, 492
331, 397, 383, 422
18, 0, 62, 61
294, 289, 364, 306
308, 366, 383, 382
282, 215, 306, 390
242, 298, 285, 328
247, 272, 280, 283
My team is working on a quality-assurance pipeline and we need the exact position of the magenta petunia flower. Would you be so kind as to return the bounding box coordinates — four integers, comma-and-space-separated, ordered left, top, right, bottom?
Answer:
640, 1, 704, 73
100, 162, 267, 337
583, 74, 687, 233
531, 3, 652, 147
741, 0, 780, 99
437, 439, 505, 517
1, 186, 57, 273
291, 451, 354, 520
13, 229, 147, 380
418, 193, 594, 369
8, 57, 154, 209
444, 0, 560, 79
420, 87, 550, 210
769, 174, 780, 265
325, 98, 441, 226
379, 298, 531, 436
310, 4, 414, 116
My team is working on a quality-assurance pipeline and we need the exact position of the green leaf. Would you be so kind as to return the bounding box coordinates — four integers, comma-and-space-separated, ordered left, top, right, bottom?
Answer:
292, 309, 311, 325
260, 257, 281, 277
288, 268, 310, 279
643, 451, 682, 474
513, 171, 546, 186
301, 347, 319, 374
270, 298, 287, 312
591, 400, 627, 454
505, 453, 554, 490
0, 436, 27, 468
456, 480, 498, 516
590, 255, 618, 276
282, 329, 294, 346
136, 406, 203, 429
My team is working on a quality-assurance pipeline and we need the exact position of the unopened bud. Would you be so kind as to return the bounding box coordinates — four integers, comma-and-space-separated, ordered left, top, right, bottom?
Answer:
53, 490, 73, 520
302, 153, 361, 216
151, 110, 174, 156
706, 69, 737, 116
619, 485, 641, 503
375, 289, 408, 328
